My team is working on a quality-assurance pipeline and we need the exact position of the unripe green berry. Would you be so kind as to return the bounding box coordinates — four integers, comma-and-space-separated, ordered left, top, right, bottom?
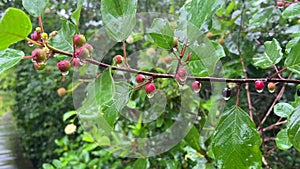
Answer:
35, 27, 42, 33
31, 48, 46, 63
75, 47, 90, 59
41, 32, 48, 40
74, 34, 86, 47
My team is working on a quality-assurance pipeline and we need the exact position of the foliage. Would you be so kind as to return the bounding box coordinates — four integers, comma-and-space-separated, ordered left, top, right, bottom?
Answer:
1, 0, 300, 169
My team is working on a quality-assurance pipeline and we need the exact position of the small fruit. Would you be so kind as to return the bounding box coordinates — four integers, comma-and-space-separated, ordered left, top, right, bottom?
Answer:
34, 62, 46, 70
72, 58, 81, 68
267, 82, 276, 93
35, 27, 41, 33
164, 55, 172, 64
192, 81, 201, 93
31, 48, 46, 63
177, 68, 187, 81
218, 38, 225, 44
255, 80, 265, 92
145, 83, 156, 94
174, 37, 178, 47
57, 60, 71, 72
50, 31, 58, 37
57, 87, 67, 97
41, 32, 48, 40
74, 34, 86, 47
136, 74, 145, 83
277, 1, 284, 7
31, 31, 41, 41
83, 44, 93, 53
114, 55, 123, 64
205, 32, 213, 39
75, 47, 89, 59
222, 88, 231, 100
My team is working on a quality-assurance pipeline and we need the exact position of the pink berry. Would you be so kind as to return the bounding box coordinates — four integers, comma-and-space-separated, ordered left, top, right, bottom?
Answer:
57, 60, 71, 72
31, 48, 46, 63
31, 31, 41, 41
72, 58, 81, 68
114, 55, 123, 64
75, 47, 89, 59
255, 80, 265, 91
145, 83, 156, 94
136, 74, 145, 83
277, 1, 284, 7
192, 81, 201, 92
177, 68, 187, 81
74, 34, 86, 47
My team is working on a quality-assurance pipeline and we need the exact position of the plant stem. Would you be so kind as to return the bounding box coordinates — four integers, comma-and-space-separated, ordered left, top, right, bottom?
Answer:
38, 16, 44, 33
262, 120, 287, 132
123, 41, 129, 68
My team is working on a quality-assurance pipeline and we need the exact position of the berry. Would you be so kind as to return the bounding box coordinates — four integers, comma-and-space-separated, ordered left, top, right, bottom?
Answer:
285, 2, 292, 7
31, 31, 41, 41
267, 82, 276, 93
177, 68, 187, 81
50, 31, 58, 37
297, 88, 300, 97
145, 83, 156, 94
174, 37, 178, 47
277, 1, 284, 7
295, 0, 299, 3
57, 60, 71, 72
255, 80, 265, 91
222, 88, 231, 99
41, 32, 48, 40
205, 32, 213, 39
31, 48, 46, 63
136, 74, 145, 83
74, 34, 86, 47
218, 38, 225, 44
75, 47, 90, 59
72, 58, 81, 68
35, 27, 41, 33
83, 44, 93, 53
57, 87, 67, 97
192, 81, 201, 93
114, 55, 123, 64
164, 55, 172, 64
34, 62, 46, 70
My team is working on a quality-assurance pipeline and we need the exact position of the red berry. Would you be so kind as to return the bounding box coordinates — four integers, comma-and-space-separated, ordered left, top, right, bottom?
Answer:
145, 83, 156, 94
72, 58, 81, 68
57, 60, 71, 72
136, 74, 145, 83
255, 80, 265, 91
31, 31, 41, 41
74, 34, 86, 47
277, 1, 284, 7
192, 81, 201, 93
114, 55, 123, 64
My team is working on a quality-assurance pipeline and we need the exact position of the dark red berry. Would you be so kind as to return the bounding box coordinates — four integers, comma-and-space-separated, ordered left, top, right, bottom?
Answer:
136, 74, 145, 83
145, 83, 156, 94
255, 80, 265, 91
57, 60, 71, 72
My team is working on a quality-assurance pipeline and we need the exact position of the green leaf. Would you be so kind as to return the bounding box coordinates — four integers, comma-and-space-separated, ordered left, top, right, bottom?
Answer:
42, 163, 55, 169
63, 111, 77, 122
52, 159, 63, 168
71, 0, 84, 26
95, 68, 115, 107
102, 82, 131, 126
211, 107, 262, 169
287, 105, 300, 152
184, 126, 201, 151
282, 3, 300, 19
50, 19, 76, 60
147, 18, 174, 49
133, 158, 148, 169
180, 0, 224, 29
82, 132, 94, 143
22, 0, 48, 17
284, 40, 300, 75
249, 6, 274, 27
101, 0, 137, 42
285, 37, 300, 54
275, 129, 292, 150
0, 8, 32, 50
253, 38, 282, 69
0, 48, 24, 74
274, 103, 294, 118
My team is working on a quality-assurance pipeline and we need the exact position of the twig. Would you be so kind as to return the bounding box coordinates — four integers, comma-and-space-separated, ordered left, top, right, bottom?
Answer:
123, 41, 129, 68
262, 120, 287, 132
236, 83, 241, 107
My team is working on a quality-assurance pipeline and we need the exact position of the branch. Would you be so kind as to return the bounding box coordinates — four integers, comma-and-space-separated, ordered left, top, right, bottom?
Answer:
86, 58, 300, 84
262, 120, 288, 132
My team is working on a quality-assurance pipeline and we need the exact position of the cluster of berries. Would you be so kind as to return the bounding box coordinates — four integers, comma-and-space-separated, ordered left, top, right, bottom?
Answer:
277, 0, 299, 7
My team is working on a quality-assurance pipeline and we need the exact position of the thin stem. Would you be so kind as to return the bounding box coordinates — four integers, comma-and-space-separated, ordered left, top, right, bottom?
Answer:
272, 65, 284, 79
85, 58, 300, 84
23, 55, 33, 59
25, 37, 43, 47
258, 73, 293, 130
269, 67, 288, 79
45, 43, 73, 57
123, 41, 129, 68
262, 120, 287, 132
236, 83, 241, 107
237, 0, 253, 120
38, 16, 44, 33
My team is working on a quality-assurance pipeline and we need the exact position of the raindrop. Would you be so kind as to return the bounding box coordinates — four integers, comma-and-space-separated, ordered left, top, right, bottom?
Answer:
223, 96, 230, 101
147, 92, 155, 99
256, 89, 263, 93
28, 42, 34, 47
62, 71, 69, 76
268, 88, 275, 93
31, 59, 36, 63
